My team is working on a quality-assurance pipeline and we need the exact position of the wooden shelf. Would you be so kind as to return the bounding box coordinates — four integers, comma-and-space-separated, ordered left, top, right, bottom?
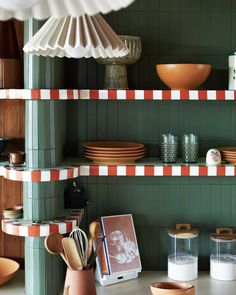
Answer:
1, 89, 236, 100
1, 209, 84, 237
1, 158, 236, 182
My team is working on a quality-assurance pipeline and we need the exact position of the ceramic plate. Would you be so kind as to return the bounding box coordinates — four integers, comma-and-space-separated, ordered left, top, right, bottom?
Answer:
84, 141, 144, 151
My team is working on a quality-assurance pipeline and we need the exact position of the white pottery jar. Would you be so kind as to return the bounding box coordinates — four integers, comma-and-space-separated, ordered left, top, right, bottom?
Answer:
206, 149, 221, 166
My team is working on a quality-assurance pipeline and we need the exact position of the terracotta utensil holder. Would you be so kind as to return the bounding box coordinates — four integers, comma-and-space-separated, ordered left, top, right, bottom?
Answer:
64, 268, 96, 295
150, 282, 195, 295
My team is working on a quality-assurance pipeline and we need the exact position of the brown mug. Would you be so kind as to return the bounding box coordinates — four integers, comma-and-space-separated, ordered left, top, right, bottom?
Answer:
9, 151, 25, 166
64, 268, 96, 295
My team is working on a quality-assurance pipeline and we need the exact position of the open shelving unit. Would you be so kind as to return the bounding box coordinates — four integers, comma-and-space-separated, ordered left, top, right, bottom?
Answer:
1, 158, 236, 182
0, 89, 236, 100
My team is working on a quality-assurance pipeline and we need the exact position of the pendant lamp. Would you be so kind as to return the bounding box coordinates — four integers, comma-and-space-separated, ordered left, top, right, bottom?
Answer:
23, 14, 129, 59
0, 20, 22, 88
0, 0, 135, 20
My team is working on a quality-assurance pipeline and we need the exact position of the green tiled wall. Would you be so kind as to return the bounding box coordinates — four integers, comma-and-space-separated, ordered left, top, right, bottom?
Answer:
66, 100, 236, 157
65, 0, 236, 90
65, 0, 236, 271
77, 176, 236, 271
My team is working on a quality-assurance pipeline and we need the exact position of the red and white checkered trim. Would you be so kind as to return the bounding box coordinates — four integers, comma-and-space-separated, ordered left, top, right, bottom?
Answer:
2, 162, 236, 181
1, 209, 84, 237
1, 89, 236, 100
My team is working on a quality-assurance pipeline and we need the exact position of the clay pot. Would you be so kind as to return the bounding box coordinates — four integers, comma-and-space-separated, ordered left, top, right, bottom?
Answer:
0, 257, 19, 286
150, 282, 195, 295
64, 268, 96, 295
156, 64, 211, 90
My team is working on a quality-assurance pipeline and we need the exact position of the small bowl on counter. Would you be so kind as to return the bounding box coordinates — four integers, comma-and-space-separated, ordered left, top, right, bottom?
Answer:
156, 64, 211, 90
150, 282, 195, 295
3, 205, 23, 219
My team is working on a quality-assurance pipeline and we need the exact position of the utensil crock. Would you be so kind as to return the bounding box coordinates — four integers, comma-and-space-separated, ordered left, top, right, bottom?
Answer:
64, 267, 96, 295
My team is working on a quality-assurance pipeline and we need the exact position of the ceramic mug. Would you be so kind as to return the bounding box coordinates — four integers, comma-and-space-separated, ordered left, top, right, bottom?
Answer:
64, 268, 96, 295
9, 151, 25, 166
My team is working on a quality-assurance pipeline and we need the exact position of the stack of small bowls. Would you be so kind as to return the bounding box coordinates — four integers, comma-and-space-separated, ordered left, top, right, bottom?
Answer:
3, 206, 23, 219
160, 134, 178, 163
182, 134, 198, 163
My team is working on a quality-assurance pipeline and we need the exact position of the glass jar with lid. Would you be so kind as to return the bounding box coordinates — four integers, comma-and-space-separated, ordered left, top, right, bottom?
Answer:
210, 228, 236, 281
168, 224, 199, 281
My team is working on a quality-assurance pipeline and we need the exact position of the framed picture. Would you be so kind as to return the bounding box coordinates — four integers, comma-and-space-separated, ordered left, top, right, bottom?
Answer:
100, 214, 142, 274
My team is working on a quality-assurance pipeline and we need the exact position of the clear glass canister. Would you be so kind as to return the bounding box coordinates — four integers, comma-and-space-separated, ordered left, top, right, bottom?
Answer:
210, 228, 236, 281
168, 224, 199, 281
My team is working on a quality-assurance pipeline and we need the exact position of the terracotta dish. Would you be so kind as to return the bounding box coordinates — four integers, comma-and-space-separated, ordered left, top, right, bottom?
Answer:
84, 147, 145, 155
85, 155, 144, 164
0, 257, 19, 286
156, 64, 211, 90
84, 151, 145, 158
84, 141, 144, 151
150, 282, 195, 295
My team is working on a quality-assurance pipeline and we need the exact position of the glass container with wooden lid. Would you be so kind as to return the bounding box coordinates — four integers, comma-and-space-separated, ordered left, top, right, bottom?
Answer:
210, 228, 236, 281
168, 224, 199, 281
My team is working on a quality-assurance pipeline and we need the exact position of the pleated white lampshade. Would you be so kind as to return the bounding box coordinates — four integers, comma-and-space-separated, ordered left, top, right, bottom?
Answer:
23, 14, 129, 59
0, 0, 134, 20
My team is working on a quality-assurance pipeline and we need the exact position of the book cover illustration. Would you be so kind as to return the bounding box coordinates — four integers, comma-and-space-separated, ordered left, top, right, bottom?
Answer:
101, 214, 141, 274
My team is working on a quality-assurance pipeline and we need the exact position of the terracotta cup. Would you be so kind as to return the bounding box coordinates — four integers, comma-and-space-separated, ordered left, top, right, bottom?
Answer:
9, 151, 25, 165
64, 268, 96, 295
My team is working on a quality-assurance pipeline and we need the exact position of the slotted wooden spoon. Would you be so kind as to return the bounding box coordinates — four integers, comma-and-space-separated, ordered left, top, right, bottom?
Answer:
44, 233, 69, 267
62, 237, 83, 270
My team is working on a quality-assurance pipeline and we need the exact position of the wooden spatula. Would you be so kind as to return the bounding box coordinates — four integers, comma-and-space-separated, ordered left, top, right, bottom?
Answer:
62, 237, 83, 270
87, 221, 100, 259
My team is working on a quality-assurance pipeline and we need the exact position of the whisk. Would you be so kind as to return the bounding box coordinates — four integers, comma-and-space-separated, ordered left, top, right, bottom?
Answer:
69, 226, 88, 267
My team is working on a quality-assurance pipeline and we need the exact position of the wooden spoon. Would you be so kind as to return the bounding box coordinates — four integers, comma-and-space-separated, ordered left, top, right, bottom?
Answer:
44, 233, 69, 267
62, 237, 83, 270
87, 221, 100, 259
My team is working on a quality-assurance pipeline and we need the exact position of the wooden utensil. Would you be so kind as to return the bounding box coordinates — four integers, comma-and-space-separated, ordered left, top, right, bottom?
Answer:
62, 237, 83, 270
86, 236, 105, 270
44, 233, 69, 267
87, 221, 100, 259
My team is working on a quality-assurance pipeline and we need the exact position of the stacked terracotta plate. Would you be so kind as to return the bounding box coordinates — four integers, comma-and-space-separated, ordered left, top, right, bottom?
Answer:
218, 147, 236, 163
83, 141, 145, 164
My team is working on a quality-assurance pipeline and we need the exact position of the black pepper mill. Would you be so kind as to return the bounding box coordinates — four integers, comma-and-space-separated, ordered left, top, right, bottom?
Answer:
64, 182, 87, 209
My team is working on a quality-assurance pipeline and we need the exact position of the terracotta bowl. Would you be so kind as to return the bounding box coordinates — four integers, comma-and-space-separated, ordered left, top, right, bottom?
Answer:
150, 282, 195, 295
156, 64, 211, 90
0, 257, 19, 286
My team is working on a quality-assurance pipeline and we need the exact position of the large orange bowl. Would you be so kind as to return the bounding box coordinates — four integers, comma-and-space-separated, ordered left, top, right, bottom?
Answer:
0, 257, 19, 286
156, 64, 211, 90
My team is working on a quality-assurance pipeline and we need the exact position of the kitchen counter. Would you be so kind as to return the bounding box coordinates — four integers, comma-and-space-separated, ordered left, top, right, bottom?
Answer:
1, 270, 236, 295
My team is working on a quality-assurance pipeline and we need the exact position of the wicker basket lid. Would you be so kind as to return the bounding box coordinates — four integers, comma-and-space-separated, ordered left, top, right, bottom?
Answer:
168, 224, 199, 239
210, 228, 236, 242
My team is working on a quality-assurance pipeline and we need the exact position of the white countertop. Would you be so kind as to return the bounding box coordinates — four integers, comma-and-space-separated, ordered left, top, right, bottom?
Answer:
1, 270, 236, 295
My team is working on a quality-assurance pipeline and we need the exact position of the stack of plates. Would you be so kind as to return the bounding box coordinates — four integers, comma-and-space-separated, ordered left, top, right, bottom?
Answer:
83, 141, 145, 164
3, 206, 23, 219
218, 147, 236, 163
